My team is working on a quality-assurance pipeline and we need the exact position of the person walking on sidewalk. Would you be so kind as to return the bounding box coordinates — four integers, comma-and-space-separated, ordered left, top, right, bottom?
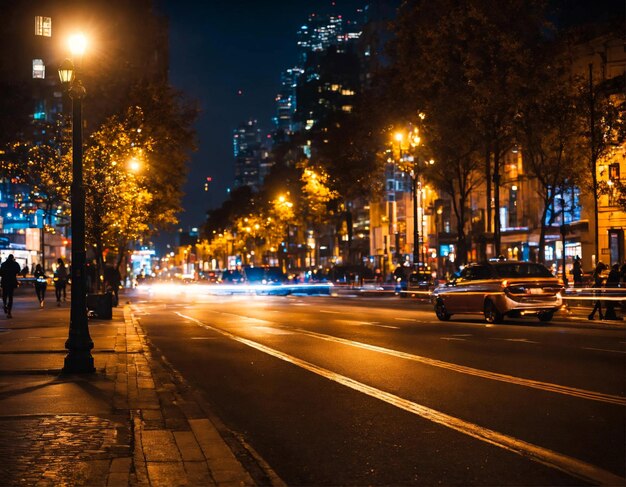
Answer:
572, 256, 583, 288
588, 262, 607, 320
34, 264, 48, 308
0, 254, 21, 318
54, 258, 68, 306
604, 263, 622, 320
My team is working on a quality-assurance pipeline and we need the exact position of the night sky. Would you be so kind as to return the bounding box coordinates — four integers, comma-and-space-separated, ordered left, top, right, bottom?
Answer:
155, 0, 366, 234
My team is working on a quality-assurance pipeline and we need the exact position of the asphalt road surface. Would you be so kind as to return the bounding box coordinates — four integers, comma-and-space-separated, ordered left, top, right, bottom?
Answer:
130, 288, 625, 486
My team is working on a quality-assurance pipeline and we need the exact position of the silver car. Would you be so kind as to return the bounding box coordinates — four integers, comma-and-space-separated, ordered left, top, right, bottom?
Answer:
431, 261, 564, 323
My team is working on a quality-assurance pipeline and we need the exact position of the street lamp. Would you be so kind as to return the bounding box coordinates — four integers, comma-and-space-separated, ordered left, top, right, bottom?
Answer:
58, 34, 94, 373
394, 129, 422, 272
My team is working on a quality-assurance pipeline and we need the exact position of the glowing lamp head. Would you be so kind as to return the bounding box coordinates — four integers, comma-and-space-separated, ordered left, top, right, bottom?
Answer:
128, 157, 141, 173
68, 33, 87, 57
394, 132, 404, 142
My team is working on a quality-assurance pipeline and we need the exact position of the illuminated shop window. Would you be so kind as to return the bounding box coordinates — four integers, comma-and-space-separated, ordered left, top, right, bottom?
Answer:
35, 16, 52, 37
32, 59, 45, 79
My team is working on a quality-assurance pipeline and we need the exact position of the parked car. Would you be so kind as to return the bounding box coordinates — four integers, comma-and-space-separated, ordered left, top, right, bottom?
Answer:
431, 261, 564, 323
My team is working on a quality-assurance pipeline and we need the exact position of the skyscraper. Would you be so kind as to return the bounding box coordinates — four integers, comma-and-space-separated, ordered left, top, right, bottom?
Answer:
273, 67, 303, 134
233, 119, 269, 192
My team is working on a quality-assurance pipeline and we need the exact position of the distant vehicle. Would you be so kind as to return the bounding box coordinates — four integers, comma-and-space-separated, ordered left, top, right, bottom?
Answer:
328, 265, 375, 284
221, 269, 243, 283
431, 261, 563, 323
407, 271, 435, 291
243, 266, 287, 285
199, 270, 220, 283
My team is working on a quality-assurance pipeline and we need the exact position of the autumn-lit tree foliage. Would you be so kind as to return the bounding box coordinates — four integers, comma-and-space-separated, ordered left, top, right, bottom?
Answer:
126, 82, 198, 232
300, 164, 338, 222
0, 117, 72, 249
83, 107, 153, 273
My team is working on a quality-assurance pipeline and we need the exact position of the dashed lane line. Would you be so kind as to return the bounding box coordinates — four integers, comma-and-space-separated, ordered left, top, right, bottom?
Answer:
177, 312, 624, 487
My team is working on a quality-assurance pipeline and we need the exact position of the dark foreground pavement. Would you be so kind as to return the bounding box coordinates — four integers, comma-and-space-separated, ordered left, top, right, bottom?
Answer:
0, 291, 279, 487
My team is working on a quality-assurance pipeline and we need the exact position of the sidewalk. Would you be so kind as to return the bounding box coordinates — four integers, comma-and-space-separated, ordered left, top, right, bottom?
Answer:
0, 291, 274, 486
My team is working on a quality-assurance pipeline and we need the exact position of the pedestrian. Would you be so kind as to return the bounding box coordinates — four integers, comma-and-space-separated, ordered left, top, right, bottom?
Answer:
0, 254, 21, 318
103, 263, 122, 307
604, 263, 621, 320
620, 263, 626, 286
588, 262, 607, 320
34, 264, 48, 308
54, 258, 68, 306
572, 256, 583, 288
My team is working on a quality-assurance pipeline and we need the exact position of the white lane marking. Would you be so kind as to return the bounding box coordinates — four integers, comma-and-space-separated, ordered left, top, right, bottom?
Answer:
371, 324, 400, 330
490, 338, 540, 344
319, 310, 342, 314
177, 312, 624, 487
292, 329, 625, 406
582, 347, 626, 354
440, 337, 466, 341
251, 326, 293, 335
188, 308, 625, 406
340, 320, 400, 330
190, 337, 217, 340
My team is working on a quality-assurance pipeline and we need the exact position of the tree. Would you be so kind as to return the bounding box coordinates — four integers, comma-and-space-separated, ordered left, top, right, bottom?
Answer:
0, 117, 72, 268
516, 70, 586, 264
83, 107, 154, 280
580, 68, 626, 260
389, 0, 552, 256
126, 81, 198, 234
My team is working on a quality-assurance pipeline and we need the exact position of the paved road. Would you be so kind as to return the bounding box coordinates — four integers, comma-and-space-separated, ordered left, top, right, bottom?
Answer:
131, 290, 626, 486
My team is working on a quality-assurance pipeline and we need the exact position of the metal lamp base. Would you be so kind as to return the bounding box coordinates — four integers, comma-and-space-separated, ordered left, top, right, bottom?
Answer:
62, 351, 95, 374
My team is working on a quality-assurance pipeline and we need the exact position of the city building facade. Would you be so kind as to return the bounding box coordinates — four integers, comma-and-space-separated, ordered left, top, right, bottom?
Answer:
0, 0, 168, 271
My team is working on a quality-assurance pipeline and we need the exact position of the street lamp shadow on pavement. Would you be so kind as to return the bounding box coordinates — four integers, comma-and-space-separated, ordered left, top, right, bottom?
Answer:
58, 33, 95, 374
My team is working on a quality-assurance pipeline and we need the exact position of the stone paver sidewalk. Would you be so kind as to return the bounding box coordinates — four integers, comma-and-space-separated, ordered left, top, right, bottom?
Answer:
0, 291, 277, 486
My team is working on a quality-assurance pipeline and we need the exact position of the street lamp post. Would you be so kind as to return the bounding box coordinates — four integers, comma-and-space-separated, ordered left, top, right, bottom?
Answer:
58, 45, 94, 373
395, 130, 422, 272
411, 171, 420, 272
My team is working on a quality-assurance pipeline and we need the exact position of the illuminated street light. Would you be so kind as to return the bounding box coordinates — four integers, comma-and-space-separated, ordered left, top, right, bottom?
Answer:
128, 157, 141, 173
58, 33, 94, 373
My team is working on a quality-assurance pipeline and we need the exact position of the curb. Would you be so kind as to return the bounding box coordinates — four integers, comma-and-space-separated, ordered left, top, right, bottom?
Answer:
120, 305, 285, 486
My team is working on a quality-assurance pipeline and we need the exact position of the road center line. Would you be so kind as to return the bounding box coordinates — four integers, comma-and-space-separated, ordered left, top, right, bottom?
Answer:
292, 328, 625, 406
177, 312, 624, 487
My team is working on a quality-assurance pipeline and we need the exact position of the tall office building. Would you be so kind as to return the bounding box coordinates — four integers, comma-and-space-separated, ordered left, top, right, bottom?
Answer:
233, 119, 269, 192
273, 67, 303, 134
296, 13, 344, 66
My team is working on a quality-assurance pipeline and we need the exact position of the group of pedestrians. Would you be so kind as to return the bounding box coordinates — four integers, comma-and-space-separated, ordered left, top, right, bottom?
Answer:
0, 256, 69, 318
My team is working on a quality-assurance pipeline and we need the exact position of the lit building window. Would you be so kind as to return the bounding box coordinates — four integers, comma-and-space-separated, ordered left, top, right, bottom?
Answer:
34, 16, 52, 37
342, 105, 353, 113
32, 59, 45, 79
